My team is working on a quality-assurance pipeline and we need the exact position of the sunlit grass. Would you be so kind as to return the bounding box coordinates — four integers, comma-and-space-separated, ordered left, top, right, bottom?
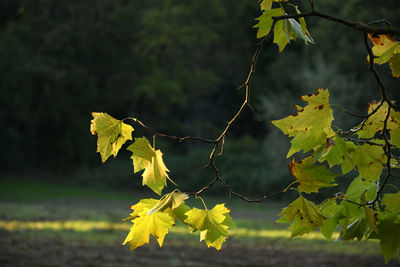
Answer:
0, 219, 383, 256
0, 219, 338, 240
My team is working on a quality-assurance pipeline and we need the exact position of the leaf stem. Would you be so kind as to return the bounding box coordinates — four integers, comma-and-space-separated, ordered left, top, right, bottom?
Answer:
196, 196, 208, 210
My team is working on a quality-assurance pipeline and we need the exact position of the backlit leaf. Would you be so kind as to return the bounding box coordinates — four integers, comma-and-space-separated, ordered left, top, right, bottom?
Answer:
260, 0, 273, 11
320, 199, 340, 239
339, 218, 368, 241
368, 34, 400, 78
90, 112, 134, 163
127, 137, 175, 195
391, 53, 400, 77
184, 204, 235, 250
351, 144, 385, 182
276, 195, 325, 237
391, 128, 400, 148
380, 192, 400, 221
345, 176, 377, 202
356, 102, 400, 139
289, 156, 338, 193
254, 8, 285, 39
272, 88, 335, 157
318, 136, 356, 171
147, 189, 188, 215
122, 211, 174, 250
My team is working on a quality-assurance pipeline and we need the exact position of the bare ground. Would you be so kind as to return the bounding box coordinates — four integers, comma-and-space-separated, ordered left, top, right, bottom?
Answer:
1, 230, 397, 267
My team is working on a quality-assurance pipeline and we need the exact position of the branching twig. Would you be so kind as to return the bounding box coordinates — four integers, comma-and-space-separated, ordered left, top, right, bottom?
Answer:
127, 6, 400, 204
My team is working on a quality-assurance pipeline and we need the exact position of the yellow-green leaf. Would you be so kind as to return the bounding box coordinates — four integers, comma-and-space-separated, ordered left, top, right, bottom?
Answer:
380, 192, 400, 221
260, 0, 273, 11
276, 195, 325, 237
122, 211, 174, 250
390, 53, 400, 77
147, 189, 188, 215
391, 128, 400, 148
289, 156, 338, 193
254, 8, 285, 39
184, 204, 235, 250
318, 136, 356, 171
368, 34, 400, 78
351, 144, 385, 182
127, 137, 175, 195
123, 199, 159, 221
356, 102, 400, 139
272, 88, 335, 157
345, 176, 377, 202
320, 199, 340, 239
90, 112, 134, 163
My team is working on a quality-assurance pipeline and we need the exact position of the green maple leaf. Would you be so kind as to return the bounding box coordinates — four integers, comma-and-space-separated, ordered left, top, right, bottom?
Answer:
339, 218, 368, 241
351, 144, 385, 182
127, 137, 175, 195
345, 176, 377, 202
90, 112, 134, 163
316, 136, 356, 171
319, 199, 341, 239
254, 8, 285, 38
272, 88, 335, 157
184, 204, 235, 250
276, 195, 325, 237
376, 220, 400, 263
274, 17, 314, 52
380, 192, 400, 221
356, 102, 400, 139
122, 210, 174, 251
368, 34, 400, 78
260, 0, 273, 11
391, 127, 400, 148
289, 156, 338, 193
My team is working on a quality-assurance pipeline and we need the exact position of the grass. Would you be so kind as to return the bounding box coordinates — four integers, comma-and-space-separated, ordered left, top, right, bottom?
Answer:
0, 179, 385, 257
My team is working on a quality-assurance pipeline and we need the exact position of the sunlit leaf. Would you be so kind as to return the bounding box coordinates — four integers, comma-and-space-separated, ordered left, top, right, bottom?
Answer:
356, 102, 400, 139
254, 8, 285, 38
319, 199, 340, 239
184, 204, 235, 250
351, 144, 385, 182
147, 189, 188, 215
122, 211, 174, 250
345, 177, 377, 202
318, 136, 356, 171
391, 128, 400, 148
289, 156, 337, 193
127, 137, 175, 195
276, 195, 325, 237
90, 112, 134, 163
260, 0, 273, 11
272, 88, 335, 157
380, 192, 400, 221
368, 34, 400, 78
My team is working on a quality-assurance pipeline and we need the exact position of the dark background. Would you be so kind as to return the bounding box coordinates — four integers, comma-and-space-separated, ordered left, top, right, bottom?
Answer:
2, 0, 400, 197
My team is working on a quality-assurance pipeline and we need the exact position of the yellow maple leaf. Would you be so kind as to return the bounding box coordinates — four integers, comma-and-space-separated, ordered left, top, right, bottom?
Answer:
90, 112, 134, 163
127, 137, 175, 195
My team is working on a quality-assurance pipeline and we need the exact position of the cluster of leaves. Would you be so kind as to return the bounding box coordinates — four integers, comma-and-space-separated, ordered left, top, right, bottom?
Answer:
254, 0, 313, 52
272, 88, 400, 262
90, 113, 235, 250
90, 0, 400, 263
